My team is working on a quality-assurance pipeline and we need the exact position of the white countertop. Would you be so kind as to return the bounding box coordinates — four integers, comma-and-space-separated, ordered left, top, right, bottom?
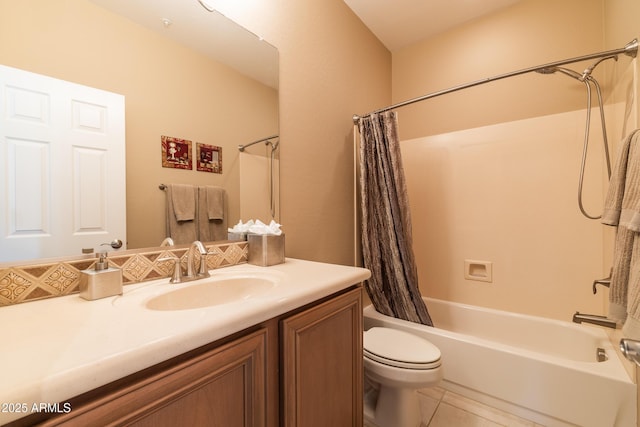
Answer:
0, 258, 370, 424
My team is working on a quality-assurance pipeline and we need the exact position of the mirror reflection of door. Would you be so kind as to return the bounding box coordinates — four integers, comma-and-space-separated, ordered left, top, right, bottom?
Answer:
0, 65, 126, 262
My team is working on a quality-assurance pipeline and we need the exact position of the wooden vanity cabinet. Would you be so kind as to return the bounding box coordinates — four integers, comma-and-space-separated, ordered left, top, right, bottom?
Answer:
20, 285, 362, 427
38, 328, 268, 427
281, 287, 363, 427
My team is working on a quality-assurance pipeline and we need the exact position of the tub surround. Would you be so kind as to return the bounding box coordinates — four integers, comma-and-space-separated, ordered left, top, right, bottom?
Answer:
0, 258, 370, 425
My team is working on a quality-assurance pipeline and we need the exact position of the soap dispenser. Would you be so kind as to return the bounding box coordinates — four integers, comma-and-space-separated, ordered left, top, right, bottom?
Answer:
79, 251, 123, 300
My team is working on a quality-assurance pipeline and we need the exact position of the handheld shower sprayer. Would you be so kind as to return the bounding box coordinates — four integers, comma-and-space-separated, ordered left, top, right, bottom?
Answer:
580, 55, 619, 81
620, 339, 640, 366
534, 54, 617, 219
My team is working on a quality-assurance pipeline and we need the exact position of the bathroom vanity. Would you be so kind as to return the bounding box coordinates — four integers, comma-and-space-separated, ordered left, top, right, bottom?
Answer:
0, 259, 370, 427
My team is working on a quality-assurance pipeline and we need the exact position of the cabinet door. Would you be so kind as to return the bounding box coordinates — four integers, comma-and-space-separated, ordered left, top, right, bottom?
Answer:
281, 287, 363, 427
43, 328, 267, 427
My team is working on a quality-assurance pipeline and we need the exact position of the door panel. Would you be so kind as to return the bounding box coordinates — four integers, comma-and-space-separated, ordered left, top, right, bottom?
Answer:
0, 65, 125, 261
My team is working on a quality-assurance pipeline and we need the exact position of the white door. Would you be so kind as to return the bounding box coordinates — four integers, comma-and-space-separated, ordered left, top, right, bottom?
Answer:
0, 65, 126, 262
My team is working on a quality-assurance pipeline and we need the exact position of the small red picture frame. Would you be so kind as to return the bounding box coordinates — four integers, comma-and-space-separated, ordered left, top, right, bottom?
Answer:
161, 135, 192, 170
196, 142, 222, 174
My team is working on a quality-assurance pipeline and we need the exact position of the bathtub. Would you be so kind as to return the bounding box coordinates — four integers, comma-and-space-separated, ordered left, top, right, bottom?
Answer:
363, 298, 636, 427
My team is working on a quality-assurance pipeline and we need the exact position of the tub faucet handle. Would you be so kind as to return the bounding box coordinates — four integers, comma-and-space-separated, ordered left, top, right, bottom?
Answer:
592, 269, 612, 294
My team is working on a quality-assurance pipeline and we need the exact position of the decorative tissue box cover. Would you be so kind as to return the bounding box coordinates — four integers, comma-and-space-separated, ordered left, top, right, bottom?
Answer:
247, 233, 285, 266
228, 232, 248, 241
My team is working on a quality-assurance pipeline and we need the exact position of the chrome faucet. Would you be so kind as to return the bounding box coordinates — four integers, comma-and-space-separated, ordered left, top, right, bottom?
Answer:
186, 240, 210, 279
572, 312, 618, 329
160, 237, 175, 247
158, 241, 211, 284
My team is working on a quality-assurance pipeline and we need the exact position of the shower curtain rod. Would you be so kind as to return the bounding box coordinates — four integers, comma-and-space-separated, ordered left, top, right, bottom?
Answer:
353, 38, 638, 123
238, 134, 279, 152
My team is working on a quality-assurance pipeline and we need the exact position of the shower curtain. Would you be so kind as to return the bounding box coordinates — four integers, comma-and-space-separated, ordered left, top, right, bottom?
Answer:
358, 111, 433, 326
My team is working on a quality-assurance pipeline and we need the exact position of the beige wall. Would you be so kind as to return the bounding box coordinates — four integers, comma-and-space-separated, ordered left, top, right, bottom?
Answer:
206, 0, 391, 265
0, 0, 279, 250
392, 0, 605, 140
387, 0, 640, 320
604, 0, 640, 129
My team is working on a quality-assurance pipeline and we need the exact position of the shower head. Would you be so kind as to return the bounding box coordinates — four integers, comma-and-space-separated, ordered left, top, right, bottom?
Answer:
535, 66, 583, 80
535, 67, 557, 75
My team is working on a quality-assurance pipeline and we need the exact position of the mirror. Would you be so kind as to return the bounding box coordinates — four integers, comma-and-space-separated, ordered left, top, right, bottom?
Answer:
0, 0, 279, 263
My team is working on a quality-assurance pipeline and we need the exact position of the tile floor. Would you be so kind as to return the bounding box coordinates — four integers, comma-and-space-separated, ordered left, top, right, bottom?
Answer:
365, 385, 546, 427
417, 387, 545, 427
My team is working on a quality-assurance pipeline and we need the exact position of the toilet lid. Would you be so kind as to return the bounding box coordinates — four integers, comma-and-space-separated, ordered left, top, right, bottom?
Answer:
364, 327, 441, 369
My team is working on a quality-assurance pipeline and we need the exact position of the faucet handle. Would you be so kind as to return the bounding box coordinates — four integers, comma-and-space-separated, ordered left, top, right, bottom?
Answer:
592, 278, 611, 294
197, 250, 212, 278
592, 269, 612, 294
158, 255, 182, 283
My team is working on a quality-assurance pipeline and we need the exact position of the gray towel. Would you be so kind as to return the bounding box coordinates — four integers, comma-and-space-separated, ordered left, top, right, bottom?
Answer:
197, 186, 226, 242
170, 184, 196, 221
603, 129, 640, 230
166, 184, 197, 244
205, 186, 225, 220
602, 129, 640, 338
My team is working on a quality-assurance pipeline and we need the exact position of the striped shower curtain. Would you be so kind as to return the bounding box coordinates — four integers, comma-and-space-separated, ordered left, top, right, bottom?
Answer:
358, 111, 433, 326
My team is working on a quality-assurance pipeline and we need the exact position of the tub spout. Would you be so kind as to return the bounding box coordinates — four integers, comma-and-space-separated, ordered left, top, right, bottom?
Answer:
572, 312, 617, 329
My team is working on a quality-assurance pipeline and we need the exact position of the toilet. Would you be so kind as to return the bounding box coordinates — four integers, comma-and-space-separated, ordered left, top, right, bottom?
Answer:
363, 327, 442, 427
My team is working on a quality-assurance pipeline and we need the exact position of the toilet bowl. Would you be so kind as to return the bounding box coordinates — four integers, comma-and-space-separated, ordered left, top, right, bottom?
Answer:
363, 327, 442, 427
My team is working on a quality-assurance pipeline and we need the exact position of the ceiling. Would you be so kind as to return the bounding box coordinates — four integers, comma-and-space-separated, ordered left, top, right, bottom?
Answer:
87, 0, 523, 87
343, 0, 522, 51
88, 0, 278, 88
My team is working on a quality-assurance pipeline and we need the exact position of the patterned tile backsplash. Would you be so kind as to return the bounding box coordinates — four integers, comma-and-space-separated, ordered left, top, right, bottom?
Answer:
0, 241, 248, 307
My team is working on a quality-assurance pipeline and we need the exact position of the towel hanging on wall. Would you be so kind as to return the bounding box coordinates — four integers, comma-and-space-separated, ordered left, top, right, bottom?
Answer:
165, 184, 198, 244
198, 186, 226, 242
602, 129, 640, 338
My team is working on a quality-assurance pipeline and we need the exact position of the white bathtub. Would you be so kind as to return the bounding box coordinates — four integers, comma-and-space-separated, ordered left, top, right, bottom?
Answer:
363, 298, 636, 427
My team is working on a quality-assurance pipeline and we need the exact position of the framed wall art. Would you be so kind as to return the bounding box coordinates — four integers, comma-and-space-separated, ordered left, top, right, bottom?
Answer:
161, 135, 192, 170
196, 142, 222, 174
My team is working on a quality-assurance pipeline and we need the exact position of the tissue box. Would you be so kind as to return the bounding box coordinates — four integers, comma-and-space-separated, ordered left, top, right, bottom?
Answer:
228, 231, 248, 241
248, 233, 285, 266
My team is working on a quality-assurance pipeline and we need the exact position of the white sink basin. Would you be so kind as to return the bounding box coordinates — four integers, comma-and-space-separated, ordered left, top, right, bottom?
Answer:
112, 269, 285, 311
146, 277, 277, 311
